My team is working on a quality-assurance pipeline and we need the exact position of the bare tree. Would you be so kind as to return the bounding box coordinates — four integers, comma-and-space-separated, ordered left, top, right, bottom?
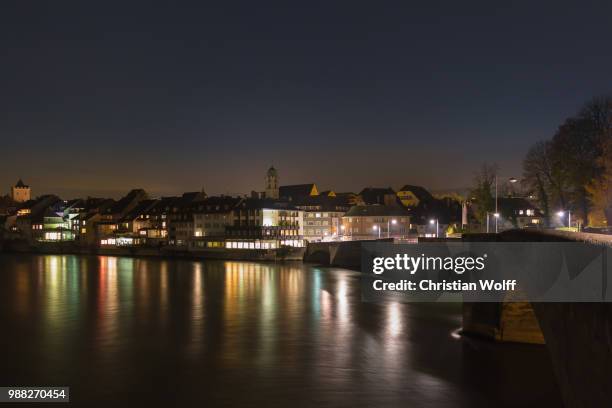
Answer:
469, 163, 498, 225
523, 141, 552, 226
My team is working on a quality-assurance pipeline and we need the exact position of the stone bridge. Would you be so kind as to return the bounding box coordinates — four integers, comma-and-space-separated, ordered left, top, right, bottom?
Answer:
304, 231, 612, 407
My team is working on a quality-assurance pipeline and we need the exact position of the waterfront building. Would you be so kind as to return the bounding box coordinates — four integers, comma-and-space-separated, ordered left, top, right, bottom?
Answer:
167, 192, 207, 246
342, 205, 411, 240
101, 189, 149, 221
10, 179, 31, 203
192, 196, 242, 238
294, 195, 350, 242
110, 199, 158, 245
223, 198, 304, 248
11, 195, 61, 243
96, 189, 148, 246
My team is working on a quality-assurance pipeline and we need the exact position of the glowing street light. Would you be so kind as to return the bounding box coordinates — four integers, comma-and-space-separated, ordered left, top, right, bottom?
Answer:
387, 218, 397, 238
557, 210, 571, 228
373, 225, 380, 239
429, 218, 439, 238
485, 212, 499, 233
494, 175, 517, 233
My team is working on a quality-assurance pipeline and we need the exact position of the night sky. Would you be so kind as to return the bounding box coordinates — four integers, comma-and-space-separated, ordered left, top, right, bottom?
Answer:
2, 1, 612, 199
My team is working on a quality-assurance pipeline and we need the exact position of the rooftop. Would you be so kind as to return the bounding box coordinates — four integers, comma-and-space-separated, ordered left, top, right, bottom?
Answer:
14, 179, 29, 188
344, 204, 410, 217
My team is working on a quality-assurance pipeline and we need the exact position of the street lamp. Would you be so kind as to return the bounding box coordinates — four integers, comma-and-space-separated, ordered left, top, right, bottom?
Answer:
429, 218, 438, 238
373, 225, 380, 239
495, 175, 517, 232
557, 210, 571, 228
387, 218, 397, 238
486, 212, 501, 233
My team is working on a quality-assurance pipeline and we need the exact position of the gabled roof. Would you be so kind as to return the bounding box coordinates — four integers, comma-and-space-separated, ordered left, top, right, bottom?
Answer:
144, 196, 179, 215
293, 195, 350, 212
120, 199, 158, 222
358, 187, 397, 205
398, 185, 434, 202
17, 195, 61, 221
344, 205, 410, 217
318, 190, 336, 197
279, 184, 318, 200
107, 189, 148, 214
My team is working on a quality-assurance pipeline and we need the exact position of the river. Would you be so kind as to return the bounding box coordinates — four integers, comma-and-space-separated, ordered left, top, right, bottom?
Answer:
0, 254, 561, 407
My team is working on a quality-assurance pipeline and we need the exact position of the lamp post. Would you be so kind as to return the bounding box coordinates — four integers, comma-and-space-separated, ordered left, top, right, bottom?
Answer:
387, 218, 397, 238
429, 218, 438, 238
494, 212, 500, 233
557, 210, 571, 228
486, 212, 500, 233
373, 225, 380, 239
494, 176, 517, 233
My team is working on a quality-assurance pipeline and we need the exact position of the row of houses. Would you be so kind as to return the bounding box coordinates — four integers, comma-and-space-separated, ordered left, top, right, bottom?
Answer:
0, 169, 546, 250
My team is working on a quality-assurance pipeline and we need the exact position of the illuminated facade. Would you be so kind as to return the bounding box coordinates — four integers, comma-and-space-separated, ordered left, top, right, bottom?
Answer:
10, 179, 31, 203
225, 198, 304, 248
294, 196, 351, 242
342, 205, 411, 240
192, 196, 242, 238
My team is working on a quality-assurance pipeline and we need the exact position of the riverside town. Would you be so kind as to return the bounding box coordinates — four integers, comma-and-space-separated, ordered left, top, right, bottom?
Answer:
3, 2, 612, 407
0, 166, 553, 260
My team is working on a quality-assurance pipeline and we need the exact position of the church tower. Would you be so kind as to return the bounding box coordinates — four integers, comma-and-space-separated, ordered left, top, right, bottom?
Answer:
265, 166, 279, 199
11, 179, 31, 203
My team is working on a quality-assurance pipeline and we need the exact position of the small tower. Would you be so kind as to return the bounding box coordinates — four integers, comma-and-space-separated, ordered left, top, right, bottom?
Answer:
11, 179, 31, 203
265, 166, 279, 199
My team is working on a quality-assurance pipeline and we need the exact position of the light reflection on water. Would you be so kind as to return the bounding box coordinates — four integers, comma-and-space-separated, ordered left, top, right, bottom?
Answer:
0, 254, 561, 407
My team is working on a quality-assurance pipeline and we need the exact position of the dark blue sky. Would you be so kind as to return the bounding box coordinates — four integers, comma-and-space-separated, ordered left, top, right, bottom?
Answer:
2, 1, 612, 198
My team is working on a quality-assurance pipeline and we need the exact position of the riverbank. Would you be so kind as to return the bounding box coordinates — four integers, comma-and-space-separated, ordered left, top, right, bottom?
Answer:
0, 239, 305, 262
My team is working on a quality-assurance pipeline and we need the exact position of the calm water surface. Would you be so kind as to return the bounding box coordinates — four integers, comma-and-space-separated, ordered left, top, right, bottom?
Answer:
0, 254, 561, 407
